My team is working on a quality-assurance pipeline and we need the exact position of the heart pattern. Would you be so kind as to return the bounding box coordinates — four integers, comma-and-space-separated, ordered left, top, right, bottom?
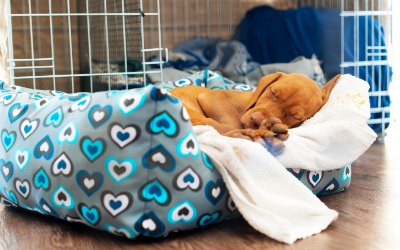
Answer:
20, 118, 39, 140
33, 97, 52, 110
307, 171, 324, 188
8, 103, 28, 124
2, 129, 17, 152
176, 132, 200, 158
0, 195, 17, 207
205, 179, 226, 205
14, 178, 31, 199
287, 168, 305, 180
52, 153, 74, 177
88, 105, 112, 129
105, 224, 135, 239
78, 203, 101, 225
108, 123, 140, 149
104, 157, 137, 183
226, 196, 237, 212
138, 179, 171, 206
0, 81, 350, 239
233, 85, 253, 91
173, 166, 202, 191
33, 167, 51, 191
52, 185, 75, 209
69, 96, 91, 112
149, 87, 179, 103
5, 189, 18, 205
173, 78, 192, 87
14, 148, 31, 171
76, 170, 103, 197
117, 92, 146, 115
341, 165, 351, 182
317, 178, 340, 195
146, 111, 180, 137
57, 121, 78, 144
1, 159, 14, 183
39, 198, 60, 217
202, 152, 214, 171
44, 106, 64, 127
134, 211, 165, 237
205, 70, 222, 82
167, 200, 197, 224
0, 93, 17, 106
142, 145, 176, 172
101, 191, 133, 217
80, 136, 106, 162
34, 135, 54, 160
197, 211, 222, 227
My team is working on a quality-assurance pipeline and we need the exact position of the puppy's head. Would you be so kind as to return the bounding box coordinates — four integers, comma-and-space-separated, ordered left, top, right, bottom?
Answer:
241, 72, 341, 129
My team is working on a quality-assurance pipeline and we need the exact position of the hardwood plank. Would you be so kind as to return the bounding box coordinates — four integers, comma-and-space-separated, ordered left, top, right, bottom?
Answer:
0, 143, 399, 250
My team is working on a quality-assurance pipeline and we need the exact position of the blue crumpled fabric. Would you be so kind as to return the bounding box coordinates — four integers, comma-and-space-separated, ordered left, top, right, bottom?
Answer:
149, 37, 260, 76
232, 6, 392, 133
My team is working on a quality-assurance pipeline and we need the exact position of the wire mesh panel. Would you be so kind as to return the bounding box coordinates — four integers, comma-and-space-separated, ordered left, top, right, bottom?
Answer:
6, 0, 166, 93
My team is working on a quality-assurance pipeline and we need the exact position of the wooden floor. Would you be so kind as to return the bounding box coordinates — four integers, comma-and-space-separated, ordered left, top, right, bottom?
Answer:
0, 143, 399, 250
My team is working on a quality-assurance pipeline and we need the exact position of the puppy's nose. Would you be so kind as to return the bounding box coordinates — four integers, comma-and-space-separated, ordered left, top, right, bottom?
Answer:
250, 112, 265, 128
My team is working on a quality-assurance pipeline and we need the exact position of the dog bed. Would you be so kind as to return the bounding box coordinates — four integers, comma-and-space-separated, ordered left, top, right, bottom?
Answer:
0, 73, 351, 239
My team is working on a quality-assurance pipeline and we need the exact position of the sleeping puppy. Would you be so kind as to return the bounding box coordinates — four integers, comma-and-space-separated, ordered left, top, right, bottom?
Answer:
169, 72, 341, 155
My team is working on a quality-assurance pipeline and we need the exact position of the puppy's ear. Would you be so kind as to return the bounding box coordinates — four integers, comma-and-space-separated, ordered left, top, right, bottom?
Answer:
245, 72, 284, 111
321, 74, 342, 105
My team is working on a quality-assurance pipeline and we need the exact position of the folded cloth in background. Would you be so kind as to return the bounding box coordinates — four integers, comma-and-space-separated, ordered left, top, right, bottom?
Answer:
225, 55, 325, 88
233, 6, 391, 132
192, 74, 376, 244
149, 56, 325, 88
149, 37, 260, 76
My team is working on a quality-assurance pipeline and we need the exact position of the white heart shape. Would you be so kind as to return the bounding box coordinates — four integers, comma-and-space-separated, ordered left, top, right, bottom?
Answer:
176, 167, 201, 191
107, 159, 134, 182
110, 124, 137, 148
212, 187, 221, 198
142, 219, 156, 231
52, 153, 72, 176
84, 178, 95, 189
2, 166, 9, 176
15, 180, 30, 199
20, 119, 38, 139
40, 142, 49, 152
15, 150, 29, 170
12, 107, 21, 117
93, 111, 105, 122
103, 193, 130, 217
151, 152, 166, 164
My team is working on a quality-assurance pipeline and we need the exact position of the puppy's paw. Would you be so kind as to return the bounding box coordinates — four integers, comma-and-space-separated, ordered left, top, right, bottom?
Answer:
259, 117, 289, 142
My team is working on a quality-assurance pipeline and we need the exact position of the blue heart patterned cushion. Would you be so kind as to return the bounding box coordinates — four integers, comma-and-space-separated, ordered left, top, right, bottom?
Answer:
0, 74, 351, 238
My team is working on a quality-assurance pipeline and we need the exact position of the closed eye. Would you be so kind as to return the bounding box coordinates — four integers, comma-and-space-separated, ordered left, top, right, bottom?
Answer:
287, 114, 301, 120
270, 88, 277, 99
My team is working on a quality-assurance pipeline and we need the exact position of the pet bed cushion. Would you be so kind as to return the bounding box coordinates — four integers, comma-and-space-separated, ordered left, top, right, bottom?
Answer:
0, 76, 350, 239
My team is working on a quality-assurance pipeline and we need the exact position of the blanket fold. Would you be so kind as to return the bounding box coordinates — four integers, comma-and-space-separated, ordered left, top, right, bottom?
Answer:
192, 74, 376, 244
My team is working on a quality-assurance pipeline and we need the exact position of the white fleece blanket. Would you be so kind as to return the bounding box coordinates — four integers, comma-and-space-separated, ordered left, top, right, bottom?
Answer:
192, 74, 376, 244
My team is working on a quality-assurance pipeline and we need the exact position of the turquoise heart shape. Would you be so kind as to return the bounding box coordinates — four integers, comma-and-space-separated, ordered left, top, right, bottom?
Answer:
45, 107, 63, 127
82, 206, 100, 225
2, 130, 16, 152
34, 168, 51, 191
139, 180, 171, 205
81, 137, 106, 162
146, 112, 179, 137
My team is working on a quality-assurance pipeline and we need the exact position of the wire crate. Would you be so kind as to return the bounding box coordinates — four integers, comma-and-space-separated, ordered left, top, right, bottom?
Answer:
2, 0, 394, 136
